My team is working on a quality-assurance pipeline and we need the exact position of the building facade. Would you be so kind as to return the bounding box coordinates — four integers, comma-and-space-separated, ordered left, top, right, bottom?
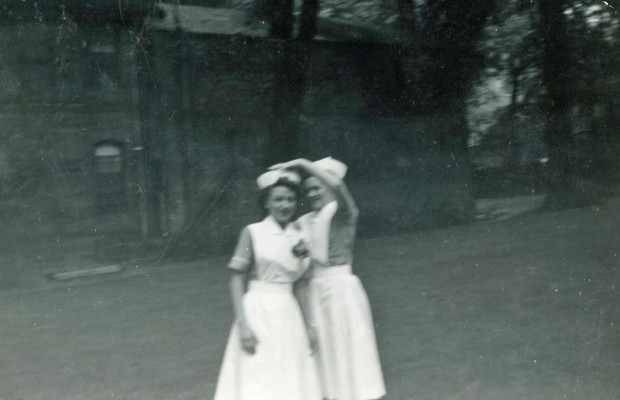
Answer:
1, 2, 474, 258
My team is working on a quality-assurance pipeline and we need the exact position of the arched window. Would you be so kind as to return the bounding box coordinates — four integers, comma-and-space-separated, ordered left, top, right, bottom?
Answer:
95, 143, 122, 173
94, 140, 125, 211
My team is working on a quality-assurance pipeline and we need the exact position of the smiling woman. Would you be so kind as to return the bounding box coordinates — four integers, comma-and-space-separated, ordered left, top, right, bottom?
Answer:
274, 157, 386, 400
264, 185, 298, 226
212, 169, 321, 400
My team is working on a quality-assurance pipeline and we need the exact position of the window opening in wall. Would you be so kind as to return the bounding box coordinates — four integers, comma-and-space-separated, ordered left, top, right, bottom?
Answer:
95, 144, 122, 173
94, 140, 125, 211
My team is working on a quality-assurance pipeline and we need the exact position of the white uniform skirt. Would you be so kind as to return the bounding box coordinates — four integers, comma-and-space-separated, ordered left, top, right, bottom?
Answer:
309, 265, 386, 400
213, 280, 321, 400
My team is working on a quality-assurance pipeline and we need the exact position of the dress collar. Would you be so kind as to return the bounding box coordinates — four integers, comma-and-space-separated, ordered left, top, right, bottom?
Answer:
264, 215, 295, 235
314, 201, 337, 217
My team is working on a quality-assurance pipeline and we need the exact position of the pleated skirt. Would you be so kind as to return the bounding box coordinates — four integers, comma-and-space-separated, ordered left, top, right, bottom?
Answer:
213, 280, 321, 400
309, 265, 386, 400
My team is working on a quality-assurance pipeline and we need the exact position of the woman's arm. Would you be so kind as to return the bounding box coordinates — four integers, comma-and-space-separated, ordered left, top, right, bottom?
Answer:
229, 270, 258, 354
227, 227, 258, 354
273, 158, 359, 220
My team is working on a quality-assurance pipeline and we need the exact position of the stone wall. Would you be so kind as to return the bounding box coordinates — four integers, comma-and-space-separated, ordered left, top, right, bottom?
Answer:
0, 21, 475, 257
0, 21, 143, 244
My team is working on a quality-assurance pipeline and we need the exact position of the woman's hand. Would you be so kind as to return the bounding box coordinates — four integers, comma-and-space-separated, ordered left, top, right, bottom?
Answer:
307, 325, 319, 354
292, 239, 309, 259
268, 158, 310, 171
239, 322, 259, 354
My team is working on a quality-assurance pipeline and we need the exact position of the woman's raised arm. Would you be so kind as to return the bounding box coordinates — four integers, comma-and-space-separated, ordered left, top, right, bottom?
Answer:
271, 158, 358, 220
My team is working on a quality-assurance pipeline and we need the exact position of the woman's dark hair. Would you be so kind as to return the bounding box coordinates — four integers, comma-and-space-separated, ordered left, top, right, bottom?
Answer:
258, 177, 302, 214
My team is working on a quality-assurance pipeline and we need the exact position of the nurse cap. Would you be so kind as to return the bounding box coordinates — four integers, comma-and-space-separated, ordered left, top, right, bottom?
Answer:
256, 169, 301, 190
313, 157, 347, 179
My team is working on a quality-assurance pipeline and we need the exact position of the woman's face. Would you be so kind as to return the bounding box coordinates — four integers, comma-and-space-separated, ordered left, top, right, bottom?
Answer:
265, 185, 297, 225
304, 177, 328, 211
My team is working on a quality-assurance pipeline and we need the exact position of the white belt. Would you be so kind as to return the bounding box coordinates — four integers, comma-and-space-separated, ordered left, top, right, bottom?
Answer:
248, 280, 293, 294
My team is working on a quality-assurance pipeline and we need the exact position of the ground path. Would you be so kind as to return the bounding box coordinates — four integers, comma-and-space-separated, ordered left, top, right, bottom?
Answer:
1, 198, 619, 400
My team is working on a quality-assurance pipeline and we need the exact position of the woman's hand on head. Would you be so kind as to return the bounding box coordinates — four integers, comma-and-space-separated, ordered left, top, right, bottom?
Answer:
267, 162, 287, 171
239, 322, 259, 354
268, 158, 310, 171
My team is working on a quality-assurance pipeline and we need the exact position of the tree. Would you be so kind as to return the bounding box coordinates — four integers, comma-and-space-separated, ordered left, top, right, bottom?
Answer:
468, 0, 545, 176
398, 1, 495, 219
538, 0, 574, 208
260, 0, 321, 165
567, 0, 620, 183
536, 0, 620, 207
468, 0, 619, 204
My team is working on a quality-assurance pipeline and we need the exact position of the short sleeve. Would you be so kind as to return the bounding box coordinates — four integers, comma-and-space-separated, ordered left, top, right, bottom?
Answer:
228, 227, 253, 272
